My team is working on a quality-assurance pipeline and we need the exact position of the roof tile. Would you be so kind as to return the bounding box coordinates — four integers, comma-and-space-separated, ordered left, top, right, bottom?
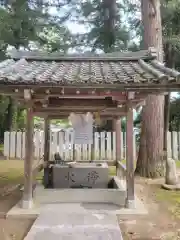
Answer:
0, 50, 179, 86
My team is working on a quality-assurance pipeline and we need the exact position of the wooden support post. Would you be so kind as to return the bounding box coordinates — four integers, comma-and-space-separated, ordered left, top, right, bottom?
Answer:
22, 105, 34, 209
114, 118, 122, 174
125, 100, 135, 209
44, 116, 50, 162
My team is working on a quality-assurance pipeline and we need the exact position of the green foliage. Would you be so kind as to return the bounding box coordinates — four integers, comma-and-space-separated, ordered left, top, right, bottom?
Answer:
51, 119, 71, 128
169, 94, 180, 131
0, 2, 40, 48
79, 0, 130, 52
0, 0, 79, 134
37, 25, 75, 53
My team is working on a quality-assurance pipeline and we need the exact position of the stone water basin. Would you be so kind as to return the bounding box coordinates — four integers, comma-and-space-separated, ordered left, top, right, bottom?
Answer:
53, 162, 109, 189
37, 162, 126, 207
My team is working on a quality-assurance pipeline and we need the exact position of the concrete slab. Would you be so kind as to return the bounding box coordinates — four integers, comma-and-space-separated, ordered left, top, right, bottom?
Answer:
7, 175, 147, 219
24, 211, 123, 240
7, 198, 148, 219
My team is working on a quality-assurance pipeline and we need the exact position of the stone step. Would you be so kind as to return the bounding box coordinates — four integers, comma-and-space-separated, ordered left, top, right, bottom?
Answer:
24, 205, 123, 240
34, 184, 126, 206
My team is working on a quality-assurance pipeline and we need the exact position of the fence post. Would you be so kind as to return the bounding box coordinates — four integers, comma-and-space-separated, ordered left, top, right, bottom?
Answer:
100, 132, 105, 160
94, 132, 100, 160
10, 131, 16, 159
16, 132, 22, 159
4, 131, 10, 159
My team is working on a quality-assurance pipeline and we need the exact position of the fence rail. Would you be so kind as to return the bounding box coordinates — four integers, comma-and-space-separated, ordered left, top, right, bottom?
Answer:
4, 131, 136, 161
3, 131, 180, 161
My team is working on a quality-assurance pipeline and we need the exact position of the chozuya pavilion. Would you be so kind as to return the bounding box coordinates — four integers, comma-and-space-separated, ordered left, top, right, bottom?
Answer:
0, 48, 180, 210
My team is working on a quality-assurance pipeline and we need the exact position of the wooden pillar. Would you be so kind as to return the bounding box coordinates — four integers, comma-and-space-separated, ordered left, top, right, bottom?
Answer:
125, 101, 135, 208
114, 118, 121, 173
44, 116, 50, 162
22, 105, 34, 209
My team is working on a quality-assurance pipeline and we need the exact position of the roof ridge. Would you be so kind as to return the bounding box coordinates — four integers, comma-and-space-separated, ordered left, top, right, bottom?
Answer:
8, 48, 157, 61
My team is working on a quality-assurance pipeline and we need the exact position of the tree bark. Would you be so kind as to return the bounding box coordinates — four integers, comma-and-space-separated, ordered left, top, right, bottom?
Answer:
6, 97, 18, 131
136, 95, 164, 178
135, 0, 164, 178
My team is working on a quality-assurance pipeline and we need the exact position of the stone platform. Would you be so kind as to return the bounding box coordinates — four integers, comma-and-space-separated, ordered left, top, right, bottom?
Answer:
7, 201, 148, 219
34, 178, 126, 206
24, 207, 123, 240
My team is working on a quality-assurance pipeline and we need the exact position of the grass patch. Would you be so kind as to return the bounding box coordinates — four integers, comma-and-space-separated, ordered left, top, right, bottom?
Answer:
176, 161, 180, 168
0, 144, 4, 156
36, 171, 43, 181
109, 166, 116, 176
156, 188, 180, 219
0, 160, 44, 186
0, 160, 24, 187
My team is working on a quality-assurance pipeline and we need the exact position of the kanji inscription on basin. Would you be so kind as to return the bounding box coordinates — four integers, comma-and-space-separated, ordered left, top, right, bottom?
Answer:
64, 170, 99, 185
86, 171, 99, 185
53, 163, 108, 188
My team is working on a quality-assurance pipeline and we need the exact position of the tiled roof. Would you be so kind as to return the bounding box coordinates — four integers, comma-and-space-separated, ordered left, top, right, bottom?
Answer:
0, 49, 179, 86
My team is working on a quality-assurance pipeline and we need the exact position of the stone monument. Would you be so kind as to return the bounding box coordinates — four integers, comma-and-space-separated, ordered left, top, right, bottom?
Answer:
162, 158, 180, 190
69, 112, 93, 144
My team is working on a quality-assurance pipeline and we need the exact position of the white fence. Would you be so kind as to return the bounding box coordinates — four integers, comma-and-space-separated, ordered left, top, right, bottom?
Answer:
3, 131, 180, 161
3, 131, 137, 161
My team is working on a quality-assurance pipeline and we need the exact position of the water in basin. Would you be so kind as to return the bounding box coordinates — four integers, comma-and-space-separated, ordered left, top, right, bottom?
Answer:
70, 162, 107, 168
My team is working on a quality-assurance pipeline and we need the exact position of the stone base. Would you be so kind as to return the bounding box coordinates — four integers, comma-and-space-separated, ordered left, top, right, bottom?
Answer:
161, 183, 180, 191
125, 199, 135, 209
21, 199, 34, 209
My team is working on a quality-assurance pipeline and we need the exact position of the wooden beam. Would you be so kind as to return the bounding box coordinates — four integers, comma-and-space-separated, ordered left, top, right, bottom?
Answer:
33, 106, 120, 113
36, 113, 126, 119
22, 104, 34, 209
114, 118, 122, 173
24, 89, 32, 101
34, 98, 117, 107
34, 107, 126, 114
33, 106, 127, 119
125, 97, 135, 209
0, 84, 179, 93
0, 86, 171, 105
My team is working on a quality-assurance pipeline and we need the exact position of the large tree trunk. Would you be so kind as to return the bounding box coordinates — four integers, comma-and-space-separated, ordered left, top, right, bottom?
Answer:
135, 0, 164, 178
6, 97, 18, 131
136, 95, 164, 178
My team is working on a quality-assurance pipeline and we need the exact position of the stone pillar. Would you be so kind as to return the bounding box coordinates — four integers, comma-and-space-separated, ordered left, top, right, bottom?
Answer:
22, 105, 34, 209
125, 103, 135, 208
